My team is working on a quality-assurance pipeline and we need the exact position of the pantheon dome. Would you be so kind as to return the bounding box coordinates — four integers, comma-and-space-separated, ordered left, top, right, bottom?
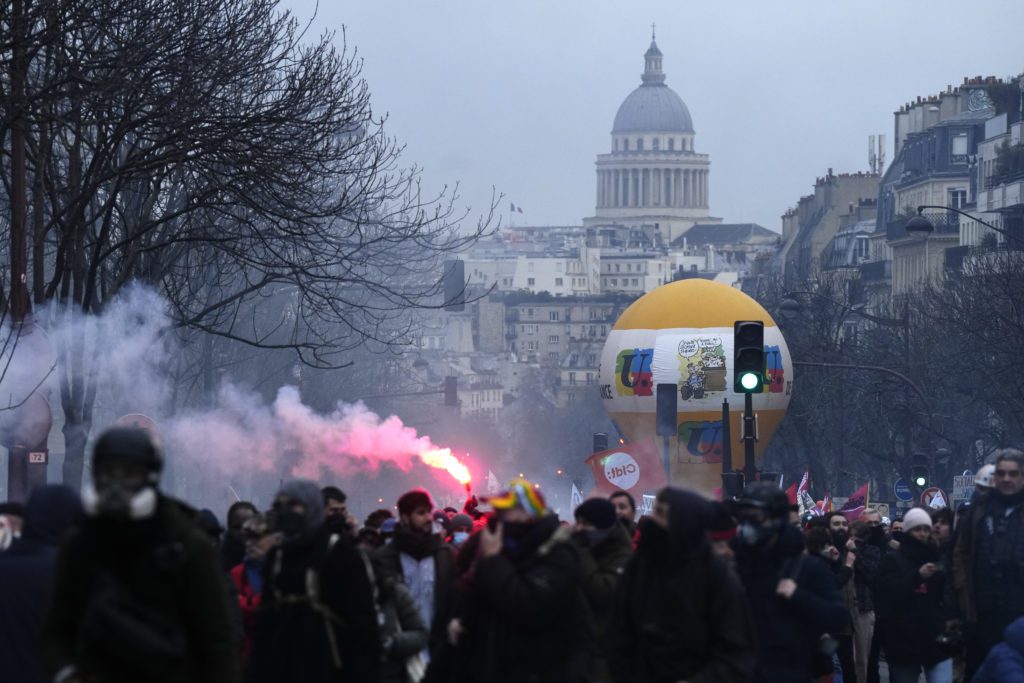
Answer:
612, 41, 694, 134
585, 34, 716, 245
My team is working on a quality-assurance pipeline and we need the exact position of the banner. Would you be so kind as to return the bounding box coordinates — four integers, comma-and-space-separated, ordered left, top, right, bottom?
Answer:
839, 482, 870, 521
586, 438, 667, 496
486, 470, 500, 495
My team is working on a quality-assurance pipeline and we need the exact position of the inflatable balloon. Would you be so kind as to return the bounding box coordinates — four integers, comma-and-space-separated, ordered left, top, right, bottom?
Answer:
599, 279, 792, 496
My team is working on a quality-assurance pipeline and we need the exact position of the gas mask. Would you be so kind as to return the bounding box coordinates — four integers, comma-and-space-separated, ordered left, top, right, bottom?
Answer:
737, 519, 782, 547
82, 479, 157, 520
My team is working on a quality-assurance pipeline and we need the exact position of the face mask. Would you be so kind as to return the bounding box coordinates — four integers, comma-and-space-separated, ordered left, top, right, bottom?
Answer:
452, 531, 469, 547
325, 514, 350, 535
276, 508, 308, 539
737, 519, 779, 546
83, 481, 158, 520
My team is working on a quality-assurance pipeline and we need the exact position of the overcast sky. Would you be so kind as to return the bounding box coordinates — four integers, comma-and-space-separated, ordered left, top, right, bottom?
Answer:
283, 1, 1023, 233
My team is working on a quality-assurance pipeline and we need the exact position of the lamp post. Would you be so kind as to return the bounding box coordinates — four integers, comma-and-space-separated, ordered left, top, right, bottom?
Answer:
906, 205, 1017, 245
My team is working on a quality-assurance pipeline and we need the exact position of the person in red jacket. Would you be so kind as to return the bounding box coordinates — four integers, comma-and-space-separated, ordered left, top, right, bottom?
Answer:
229, 514, 280, 660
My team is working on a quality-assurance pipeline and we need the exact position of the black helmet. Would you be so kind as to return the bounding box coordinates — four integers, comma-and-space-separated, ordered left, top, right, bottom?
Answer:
733, 481, 790, 520
92, 427, 163, 484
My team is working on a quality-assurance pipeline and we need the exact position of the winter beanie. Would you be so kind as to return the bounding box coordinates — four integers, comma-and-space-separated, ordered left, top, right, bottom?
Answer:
397, 488, 434, 517
902, 507, 933, 532
574, 498, 618, 530
449, 513, 473, 530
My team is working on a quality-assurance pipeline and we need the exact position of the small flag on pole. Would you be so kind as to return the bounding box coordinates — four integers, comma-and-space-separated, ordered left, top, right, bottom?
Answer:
486, 470, 500, 494
570, 483, 584, 511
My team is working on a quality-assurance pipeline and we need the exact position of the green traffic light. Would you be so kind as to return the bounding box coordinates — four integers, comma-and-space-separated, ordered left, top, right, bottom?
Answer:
739, 372, 760, 391
914, 475, 927, 487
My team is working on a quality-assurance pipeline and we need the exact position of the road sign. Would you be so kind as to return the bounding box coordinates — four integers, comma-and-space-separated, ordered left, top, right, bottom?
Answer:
952, 475, 974, 502
921, 487, 948, 508
894, 479, 913, 502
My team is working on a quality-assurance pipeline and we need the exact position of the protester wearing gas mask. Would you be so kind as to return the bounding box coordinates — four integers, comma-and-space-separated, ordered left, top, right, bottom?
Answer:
41, 427, 240, 683
247, 479, 380, 683
732, 482, 847, 683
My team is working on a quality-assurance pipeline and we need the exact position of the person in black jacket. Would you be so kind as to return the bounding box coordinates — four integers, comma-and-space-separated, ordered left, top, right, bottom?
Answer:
573, 497, 634, 682
0, 485, 81, 683
875, 507, 953, 683
446, 478, 592, 683
733, 482, 848, 683
42, 428, 240, 683
606, 487, 756, 683
246, 479, 380, 683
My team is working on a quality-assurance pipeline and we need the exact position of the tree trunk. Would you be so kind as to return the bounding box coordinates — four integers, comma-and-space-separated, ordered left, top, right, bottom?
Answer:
61, 418, 88, 491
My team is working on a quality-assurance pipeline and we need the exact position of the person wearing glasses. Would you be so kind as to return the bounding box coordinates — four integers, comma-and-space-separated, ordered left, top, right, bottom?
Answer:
954, 449, 1024, 680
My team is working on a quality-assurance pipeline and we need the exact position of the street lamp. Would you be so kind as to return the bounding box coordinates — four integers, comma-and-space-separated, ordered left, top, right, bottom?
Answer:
905, 205, 1015, 244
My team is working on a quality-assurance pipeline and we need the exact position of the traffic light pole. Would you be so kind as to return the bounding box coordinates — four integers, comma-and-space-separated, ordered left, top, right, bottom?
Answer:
743, 392, 757, 484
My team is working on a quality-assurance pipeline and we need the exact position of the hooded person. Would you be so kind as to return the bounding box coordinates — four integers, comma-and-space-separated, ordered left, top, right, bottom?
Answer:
606, 487, 756, 683
443, 479, 593, 683
571, 497, 633, 681
732, 482, 848, 683
973, 615, 1024, 683
221, 501, 258, 572
41, 427, 240, 683
0, 485, 81, 683
247, 479, 380, 683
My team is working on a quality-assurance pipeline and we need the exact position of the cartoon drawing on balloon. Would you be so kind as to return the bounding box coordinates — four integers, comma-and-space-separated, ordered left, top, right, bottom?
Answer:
676, 337, 726, 400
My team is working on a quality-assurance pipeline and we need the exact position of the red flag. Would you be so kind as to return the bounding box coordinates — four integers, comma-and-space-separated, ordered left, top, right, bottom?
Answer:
785, 482, 798, 505
840, 482, 870, 521
586, 438, 667, 496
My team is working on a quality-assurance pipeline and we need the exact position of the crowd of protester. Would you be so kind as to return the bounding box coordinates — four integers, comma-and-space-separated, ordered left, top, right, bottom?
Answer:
1, 426, 1023, 683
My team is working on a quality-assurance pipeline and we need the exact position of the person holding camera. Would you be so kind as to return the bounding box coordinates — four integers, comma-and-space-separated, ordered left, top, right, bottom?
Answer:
874, 507, 953, 683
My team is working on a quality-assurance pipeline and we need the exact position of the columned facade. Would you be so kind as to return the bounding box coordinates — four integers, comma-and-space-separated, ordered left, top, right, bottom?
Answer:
583, 34, 717, 244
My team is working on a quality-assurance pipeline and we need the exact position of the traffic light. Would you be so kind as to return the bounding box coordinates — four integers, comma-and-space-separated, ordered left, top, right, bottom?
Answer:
733, 321, 765, 393
592, 432, 609, 453
444, 376, 458, 406
911, 463, 929, 488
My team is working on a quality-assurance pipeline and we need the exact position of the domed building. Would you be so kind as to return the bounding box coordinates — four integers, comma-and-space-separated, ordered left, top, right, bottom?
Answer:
584, 34, 719, 244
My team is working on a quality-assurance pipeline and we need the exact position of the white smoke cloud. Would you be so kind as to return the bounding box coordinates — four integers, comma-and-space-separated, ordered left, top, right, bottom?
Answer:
1, 285, 468, 511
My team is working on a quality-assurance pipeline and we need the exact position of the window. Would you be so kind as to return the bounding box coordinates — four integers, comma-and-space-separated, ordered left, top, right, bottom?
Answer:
556, 262, 563, 271
569, 372, 577, 385
555, 278, 563, 286
652, 138, 660, 151
527, 341, 537, 351
611, 278, 618, 286
527, 308, 533, 316
636, 138, 643, 151
548, 335, 559, 343
668, 138, 675, 151
690, 264, 698, 273
527, 277, 535, 286
586, 354, 596, 365
567, 392, 577, 404
951, 133, 968, 160
949, 189, 967, 209
615, 264, 621, 272
600, 325, 607, 336
632, 278, 639, 286
627, 264, 632, 272
549, 310, 560, 321
585, 372, 594, 385
622, 138, 628, 151
548, 352, 559, 361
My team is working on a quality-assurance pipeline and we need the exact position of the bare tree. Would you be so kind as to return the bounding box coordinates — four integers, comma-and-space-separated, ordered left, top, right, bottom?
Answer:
1, 0, 492, 488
